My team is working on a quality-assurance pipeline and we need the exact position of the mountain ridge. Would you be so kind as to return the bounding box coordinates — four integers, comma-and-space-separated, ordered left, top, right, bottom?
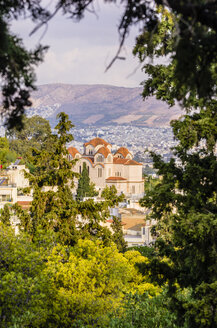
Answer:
28, 83, 182, 127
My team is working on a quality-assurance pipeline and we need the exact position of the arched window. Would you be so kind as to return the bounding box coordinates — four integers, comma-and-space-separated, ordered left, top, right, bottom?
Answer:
107, 155, 112, 162
96, 155, 104, 162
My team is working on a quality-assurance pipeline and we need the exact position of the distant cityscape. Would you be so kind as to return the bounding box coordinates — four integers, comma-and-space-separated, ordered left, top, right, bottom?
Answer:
69, 125, 177, 170
0, 119, 177, 172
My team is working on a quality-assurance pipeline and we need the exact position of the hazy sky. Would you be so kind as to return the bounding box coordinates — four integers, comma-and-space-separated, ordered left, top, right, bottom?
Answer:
12, 1, 146, 88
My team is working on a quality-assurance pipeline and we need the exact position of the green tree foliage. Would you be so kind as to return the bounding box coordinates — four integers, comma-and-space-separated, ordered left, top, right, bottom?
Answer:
0, 3, 48, 129
0, 136, 17, 168
127, 245, 156, 259
111, 216, 127, 253
0, 223, 53, 327
101, 185, 127, 251
76, 162, 90, 200
144, 174, 160, 193
45, 239, 158, 327
76, 162, 98, 200
77, 198, 112, 245
0, 204, 11, 226
7, 115, 52, 163
136, 7, 217, 328
109, 291, 182, 328
13, 112, 79, 245
1, 2, 217, 326
12, 113, 116, 247
101, 185, 125, 206
0, 225, 158, 327
132, 3, 217, 108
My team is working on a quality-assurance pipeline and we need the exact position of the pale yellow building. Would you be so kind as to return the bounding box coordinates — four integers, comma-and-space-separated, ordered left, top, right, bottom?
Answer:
68, 137, 144, 197
0, 164, 30, 209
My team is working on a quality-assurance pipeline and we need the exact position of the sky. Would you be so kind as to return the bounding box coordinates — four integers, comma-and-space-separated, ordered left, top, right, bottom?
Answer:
12, 1, 146, 88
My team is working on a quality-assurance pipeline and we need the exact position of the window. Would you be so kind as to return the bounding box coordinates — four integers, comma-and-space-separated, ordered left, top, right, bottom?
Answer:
87, 166, 89, 175
108, 168, 111, 176
0, 195, 11, 202
142, 227, 146, 235
132, 185, 135, 193
96, 155, 104, 162
115, 172, 121, 177
79, 166, 82, 174
107, 155, 112, 162
89, 149, 93, 155
98, 168, 102, 178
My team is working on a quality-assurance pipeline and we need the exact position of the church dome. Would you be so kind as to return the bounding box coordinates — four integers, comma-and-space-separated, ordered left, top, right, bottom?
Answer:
84, 137, 111, 148
114, 147, 132, 159
68, 147, 80, 158
96, 146, 111, 158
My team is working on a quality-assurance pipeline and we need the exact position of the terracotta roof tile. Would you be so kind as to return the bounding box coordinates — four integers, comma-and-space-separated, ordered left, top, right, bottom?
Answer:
113, 158, 142, 165
68, 147, 80, 157
17, 201, 32, 205
84, 138, 111, 148
113, 158, 129, 164
96, 147, 111, 158
125, 159, 142, 166
122, 218, 146, 231
106, 176, 127, 181
114, 147, 131, 158
17, 201, 32, 210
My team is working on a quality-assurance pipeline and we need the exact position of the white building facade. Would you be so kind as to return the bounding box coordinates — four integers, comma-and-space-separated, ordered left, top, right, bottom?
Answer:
68, 137, 144, 197
0, 164, 30, 209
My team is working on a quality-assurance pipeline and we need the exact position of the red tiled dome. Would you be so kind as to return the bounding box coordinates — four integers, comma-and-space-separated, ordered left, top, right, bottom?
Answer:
84, 138, 111, 148
68, 147, 80, 157
96, 147, 111, 158
114, 147, 132, 158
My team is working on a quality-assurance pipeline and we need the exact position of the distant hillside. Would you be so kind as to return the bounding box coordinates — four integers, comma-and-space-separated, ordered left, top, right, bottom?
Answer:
28, 83, 182, 128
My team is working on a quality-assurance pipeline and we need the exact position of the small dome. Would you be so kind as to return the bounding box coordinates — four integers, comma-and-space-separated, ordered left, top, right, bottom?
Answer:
68, 147, 80, 158
96, 147, 111, 158
84, 138, 111, 148
114, 147, 132, 158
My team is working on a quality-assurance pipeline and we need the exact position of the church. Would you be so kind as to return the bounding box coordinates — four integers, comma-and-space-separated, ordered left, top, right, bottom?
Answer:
68, 137, 144, 197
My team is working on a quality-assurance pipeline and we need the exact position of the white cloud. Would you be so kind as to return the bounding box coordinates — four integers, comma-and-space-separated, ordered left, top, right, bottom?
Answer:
36, 44, 145, 87
11, 1, 146, 87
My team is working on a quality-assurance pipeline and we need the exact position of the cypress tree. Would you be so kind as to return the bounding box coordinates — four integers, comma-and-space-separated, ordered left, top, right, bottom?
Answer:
76, 162, 91, 200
